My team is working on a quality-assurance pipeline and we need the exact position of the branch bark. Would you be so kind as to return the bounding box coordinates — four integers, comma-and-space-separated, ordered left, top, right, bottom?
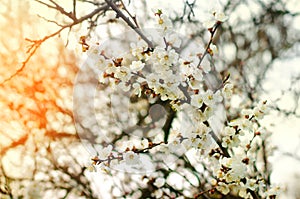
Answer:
104, 0, 154, 48
1, 2, 112, 84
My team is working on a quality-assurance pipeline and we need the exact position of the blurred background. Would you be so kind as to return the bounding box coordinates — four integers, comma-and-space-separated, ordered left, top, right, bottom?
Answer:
0, 0, 300, 198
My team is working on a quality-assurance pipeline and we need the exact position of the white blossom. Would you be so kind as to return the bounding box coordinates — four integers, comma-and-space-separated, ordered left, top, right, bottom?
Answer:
191, 93, 204, 108
203, 10, 228, 28
229, 118, 253, 132
203, 19, 215, 29
118, 82, 131, 92
202, 64, 211, 73
154, 177, 165, 188
141, 139, 149, 148
222, 83, 233, 98
264, 186, 281, 198
222, 134, 240, 148
210, 43, 218, 55
157, 14, 172, 35
86, 162, 96, 172
132, 82, 142, 97
214, 11, 228, 22
147, 73, 160, 89
98, 145, 113, 160
216, 182, 230, 195
253, 100, 268, 119
166, 33, 182, 48
224, 126, 235, 136
220, 155, 248, 182
189, 79, 203, 90
130, 40, 149, 59
168, 137, 181, 152
152, 189, 163, 198
97, 162, 110, 173
114, 66, 132, 82
203, 89, 222, 106
124, 151, 140, 165
192, 66, 204, 81
130, 60, 145, 72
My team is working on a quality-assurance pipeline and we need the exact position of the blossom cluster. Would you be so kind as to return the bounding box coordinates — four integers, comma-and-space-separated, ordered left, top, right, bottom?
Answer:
82, 9, 279, 199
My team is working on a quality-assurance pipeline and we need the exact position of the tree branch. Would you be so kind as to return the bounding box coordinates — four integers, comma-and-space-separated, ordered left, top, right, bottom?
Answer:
1, 3, 111, 84
104, 0, 154, 48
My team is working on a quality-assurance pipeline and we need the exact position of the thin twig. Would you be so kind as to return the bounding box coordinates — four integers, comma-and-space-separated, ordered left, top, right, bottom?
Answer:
48, 0, 76, 21
73, 0, 76, 19
209, 131, 230, 157
197, 22, 221, 68
105, 0, 154, 48
1, 3, 111, 84
37, 14, 64, 27
120, 0, 139, 28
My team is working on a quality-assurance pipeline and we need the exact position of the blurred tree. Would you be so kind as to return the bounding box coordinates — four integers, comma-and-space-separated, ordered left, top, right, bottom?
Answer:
0, 1, 98, 198
1, 0, 300, 198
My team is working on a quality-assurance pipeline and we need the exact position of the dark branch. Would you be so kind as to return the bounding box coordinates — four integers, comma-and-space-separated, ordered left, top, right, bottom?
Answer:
1, 3, 111, 84
104, 0, 154, 48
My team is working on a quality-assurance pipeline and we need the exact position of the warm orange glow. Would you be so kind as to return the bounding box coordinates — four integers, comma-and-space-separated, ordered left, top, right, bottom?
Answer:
0, 0, 78, 170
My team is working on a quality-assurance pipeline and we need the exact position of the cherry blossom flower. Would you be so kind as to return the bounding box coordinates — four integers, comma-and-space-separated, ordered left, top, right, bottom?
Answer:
132, 82, 142, 97
202, 64, 211, 73
141, 139, 149, 148
220, 155, 248, 182
98, 145, 113, 160
86, 162, 96, 172
154, 177, 166, 188
203, 89, 222, 106
222, 134, 240, 148
229, 118, 253, 133
157, 14, 172, 35
168, 137, 182, 152
209, 43, 218, 55
147, 73, 160, 89
166, 33, 182, 48
118, 81, 131, 92
203, 20, 215, 29
114, 66, 132, 82
124, 151, 140, 165
152, 189, 163, 198
203, 10, 228, 29
216, 182, 230, 195
224, 126, 235, 136
222, 83, 233, 98
253, 100, 268, 119
130, 40, 149, 59
189, 79, 203, 90
191, 93, 204, 108
130, 60, 145, 72
192, 65, 204, 81
264, 186, 281, 198
152, 47, 179, 66
214, 11, 228, 22
98, 162, 111, 173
